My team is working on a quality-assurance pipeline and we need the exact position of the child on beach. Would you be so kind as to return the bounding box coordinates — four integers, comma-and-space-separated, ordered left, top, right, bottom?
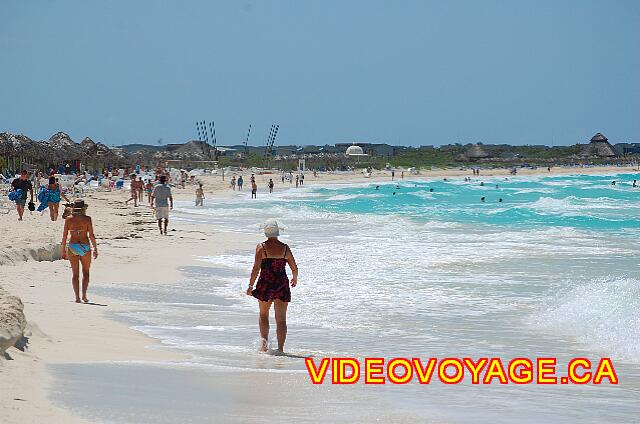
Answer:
145, 180, 154, 204
195, 183, 205, 206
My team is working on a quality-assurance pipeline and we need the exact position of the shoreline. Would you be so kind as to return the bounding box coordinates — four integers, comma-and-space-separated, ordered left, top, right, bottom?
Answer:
0, 187, 256, 423
1, 163, 640, 423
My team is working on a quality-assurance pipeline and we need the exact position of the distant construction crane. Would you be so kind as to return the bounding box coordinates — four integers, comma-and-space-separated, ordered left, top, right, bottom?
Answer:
244, 124, 251, 157
195, 121, 206, 143
208, 121, 217, 158
265, 124, 279, 158
195, 120, 217, 159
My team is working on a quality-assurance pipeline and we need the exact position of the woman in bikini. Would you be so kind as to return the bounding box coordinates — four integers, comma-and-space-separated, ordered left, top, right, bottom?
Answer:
125, 174, 140, 207
61, 200, 98, 303
246, 219, 298, 353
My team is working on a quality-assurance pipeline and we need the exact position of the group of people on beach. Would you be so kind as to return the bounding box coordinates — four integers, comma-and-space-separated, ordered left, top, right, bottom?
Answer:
2, 167, 181, 305
1, 165, 305, 354
121, 173, 175, 234
229, 174, 260, 198
228, 171, 308, 198
7, 170, 71, 221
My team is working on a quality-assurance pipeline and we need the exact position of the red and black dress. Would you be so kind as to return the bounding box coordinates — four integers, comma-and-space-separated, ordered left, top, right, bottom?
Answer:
252, 243, 291, 302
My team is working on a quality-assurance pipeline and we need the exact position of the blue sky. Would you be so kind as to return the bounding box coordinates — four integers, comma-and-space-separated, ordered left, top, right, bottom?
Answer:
1, 0, 638, 147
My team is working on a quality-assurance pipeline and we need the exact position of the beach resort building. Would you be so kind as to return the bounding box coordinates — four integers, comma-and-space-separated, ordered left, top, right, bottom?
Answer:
579, 133, 619, 158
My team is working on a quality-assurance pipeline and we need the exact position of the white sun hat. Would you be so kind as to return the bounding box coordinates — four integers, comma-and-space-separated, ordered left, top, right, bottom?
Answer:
261, 218, 284, 237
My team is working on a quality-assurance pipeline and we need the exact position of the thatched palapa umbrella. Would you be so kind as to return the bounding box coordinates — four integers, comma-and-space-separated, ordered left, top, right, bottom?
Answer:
47, 132, 84, 163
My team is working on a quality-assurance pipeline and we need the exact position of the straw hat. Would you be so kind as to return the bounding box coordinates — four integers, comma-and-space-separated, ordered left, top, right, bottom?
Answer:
72, 199, 88, 215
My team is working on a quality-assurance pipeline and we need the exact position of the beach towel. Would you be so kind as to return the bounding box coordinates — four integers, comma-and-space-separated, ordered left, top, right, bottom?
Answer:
8, 189, 23, 202
37, 187, 49, 212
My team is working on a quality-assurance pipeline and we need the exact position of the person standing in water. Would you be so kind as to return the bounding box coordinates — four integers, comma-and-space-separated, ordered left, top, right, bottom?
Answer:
251, 178, 258, 199
237, 175, 244, 191
246, 219, 298, 353
195, 183, 205, 206
268, 178, 274, 193
61, 200, 98, 303
231, 176, 236, 191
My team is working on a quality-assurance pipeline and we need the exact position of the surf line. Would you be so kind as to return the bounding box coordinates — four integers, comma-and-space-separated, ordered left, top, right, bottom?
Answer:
304, 357, 618, 385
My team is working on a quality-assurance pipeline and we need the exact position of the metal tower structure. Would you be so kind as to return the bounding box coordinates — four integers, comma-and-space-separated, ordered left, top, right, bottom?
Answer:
265, 124, 279, 157
244, 124, 251, 157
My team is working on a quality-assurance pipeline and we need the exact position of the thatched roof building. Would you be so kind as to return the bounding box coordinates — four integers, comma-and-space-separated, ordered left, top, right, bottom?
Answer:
81, 137, 97, 151
47, 132, 85, 162
458, 143, 491, 161
165, 140, 213, 160
579, 133, 618, 158
0, 131, 125, 171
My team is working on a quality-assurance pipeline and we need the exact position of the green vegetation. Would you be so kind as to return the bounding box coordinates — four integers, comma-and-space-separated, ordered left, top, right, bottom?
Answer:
212, 143, 638, 171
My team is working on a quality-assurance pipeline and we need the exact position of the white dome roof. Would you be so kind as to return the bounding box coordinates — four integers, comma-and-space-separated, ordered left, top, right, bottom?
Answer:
345, 145, 365, 155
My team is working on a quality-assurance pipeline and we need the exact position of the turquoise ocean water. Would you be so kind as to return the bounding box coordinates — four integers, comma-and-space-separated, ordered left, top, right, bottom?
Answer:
90, 173, 640, 423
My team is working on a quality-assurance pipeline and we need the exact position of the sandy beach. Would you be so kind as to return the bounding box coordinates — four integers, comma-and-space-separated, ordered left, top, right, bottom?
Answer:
2, 164, 640, 423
